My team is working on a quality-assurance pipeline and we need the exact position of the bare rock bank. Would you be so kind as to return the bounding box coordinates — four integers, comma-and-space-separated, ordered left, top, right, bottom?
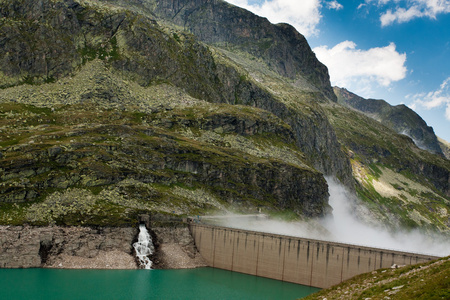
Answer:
0, 224, 206, 269
151, 226, 207, 269
0, 226, 138, 269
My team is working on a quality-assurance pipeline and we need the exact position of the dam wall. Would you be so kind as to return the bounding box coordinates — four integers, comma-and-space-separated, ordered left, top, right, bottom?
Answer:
189, 224, 438, 288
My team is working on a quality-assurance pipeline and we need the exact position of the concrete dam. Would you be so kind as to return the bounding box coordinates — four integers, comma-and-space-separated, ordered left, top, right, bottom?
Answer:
188, 223, 439, 288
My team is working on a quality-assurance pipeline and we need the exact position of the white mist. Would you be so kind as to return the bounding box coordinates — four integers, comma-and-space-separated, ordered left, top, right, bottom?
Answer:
322, 177, 450, 257
214, 178, 450, 257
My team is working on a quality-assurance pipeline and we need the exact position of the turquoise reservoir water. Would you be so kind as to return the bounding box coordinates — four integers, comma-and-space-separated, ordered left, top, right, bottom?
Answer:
0, 267, 319, 300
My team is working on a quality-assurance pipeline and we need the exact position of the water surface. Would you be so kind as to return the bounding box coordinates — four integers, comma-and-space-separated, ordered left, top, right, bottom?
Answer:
0, 267, 319, 300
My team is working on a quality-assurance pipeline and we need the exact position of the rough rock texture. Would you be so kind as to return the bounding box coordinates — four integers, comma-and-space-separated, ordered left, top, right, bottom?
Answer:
334, 87, 443, 155
438, 137, 450, 160
140, 0, 336, 100
0, 225, 137, 268
0, 101, 330, 221
151, 226, 207, 269
45, 250, 137, 269
0, 224, 207, 270
0, 0, 353, 188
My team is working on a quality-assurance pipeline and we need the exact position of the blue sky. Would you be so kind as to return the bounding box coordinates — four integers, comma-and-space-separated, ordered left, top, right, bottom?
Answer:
226, 0, 450, 142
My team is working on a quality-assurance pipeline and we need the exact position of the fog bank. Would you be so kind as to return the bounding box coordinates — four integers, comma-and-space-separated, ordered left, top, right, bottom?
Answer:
212, 178, 450, 257
322, 178, 450, 257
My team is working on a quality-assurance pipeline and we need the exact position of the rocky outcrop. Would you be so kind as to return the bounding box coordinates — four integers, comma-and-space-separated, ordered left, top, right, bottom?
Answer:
0, 223, 207, 269
0, 225, 137, 268
0, 100, 329, 221
151, 226, 207, 269
103, 0, 335, 100
150, 0, 335, 99
438, 137, 450, 160
334, 87, 443, 155
0, 0, 352, 188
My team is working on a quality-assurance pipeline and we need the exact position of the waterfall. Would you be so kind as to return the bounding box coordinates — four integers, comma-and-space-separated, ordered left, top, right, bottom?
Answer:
133, 224, 154, 269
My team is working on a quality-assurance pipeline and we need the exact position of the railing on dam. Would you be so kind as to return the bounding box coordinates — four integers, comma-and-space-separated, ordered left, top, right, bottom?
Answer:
188, 223, 439, 289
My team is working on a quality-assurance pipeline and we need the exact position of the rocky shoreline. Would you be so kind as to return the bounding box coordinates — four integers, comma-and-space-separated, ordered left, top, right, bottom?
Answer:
0, 225, 206, 270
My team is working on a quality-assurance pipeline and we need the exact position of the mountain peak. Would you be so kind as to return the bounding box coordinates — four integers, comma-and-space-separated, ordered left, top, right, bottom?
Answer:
333, 86, 444, 155
103, 0, 336, 101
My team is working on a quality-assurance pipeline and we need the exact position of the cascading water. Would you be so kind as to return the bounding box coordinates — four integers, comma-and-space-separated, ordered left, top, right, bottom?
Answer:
133, 224, 154, 269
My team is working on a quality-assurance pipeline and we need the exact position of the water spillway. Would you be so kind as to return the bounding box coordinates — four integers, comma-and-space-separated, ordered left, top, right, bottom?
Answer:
133, 224, 154, 269
189, 223, 439, 288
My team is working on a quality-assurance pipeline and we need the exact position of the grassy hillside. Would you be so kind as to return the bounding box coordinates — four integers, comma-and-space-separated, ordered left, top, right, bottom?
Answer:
0, 0, 448, 236
304, 256, 450, 300
322, 101, 450, 233
0, 60, 328, 226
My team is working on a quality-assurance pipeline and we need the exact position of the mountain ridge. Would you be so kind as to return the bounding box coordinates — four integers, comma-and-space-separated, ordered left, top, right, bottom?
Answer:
333, 86, 443, 155
0, 0, 448, 235
97, 0, 336, 100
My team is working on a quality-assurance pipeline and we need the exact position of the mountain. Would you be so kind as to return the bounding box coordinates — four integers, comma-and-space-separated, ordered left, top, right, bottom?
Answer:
0, 0, 336, 226
322, 100, 449, 232
305, 256, 450, 300
439, 137, 450, 160
92, 0, 336, 100
334, 86, 443, 155
0, 0, 449, 235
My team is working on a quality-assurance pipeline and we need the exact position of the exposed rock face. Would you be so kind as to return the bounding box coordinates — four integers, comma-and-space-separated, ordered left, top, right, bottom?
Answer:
143, 0, 335, 100
0, 225, 137, 268
0, 100, 330, 221
151, 226, 207, 269
0, 223, 206, 269
0, 0, 353, 188
334, 87, 443, 155
438, 137, 450, 160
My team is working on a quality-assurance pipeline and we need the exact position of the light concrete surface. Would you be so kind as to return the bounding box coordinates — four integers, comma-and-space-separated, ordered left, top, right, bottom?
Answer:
189, 224, 438, 288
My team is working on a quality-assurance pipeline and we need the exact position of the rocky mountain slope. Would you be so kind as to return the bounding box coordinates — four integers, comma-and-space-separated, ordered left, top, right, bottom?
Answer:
439, 137, 450, 160
322, 100, 449, 232
334, 86, 443, 155
0, 63, 329, 225
0, 0, 332, 227
304, 256, 450, 300
0, 0, 449, 237
330, 88, 449, 232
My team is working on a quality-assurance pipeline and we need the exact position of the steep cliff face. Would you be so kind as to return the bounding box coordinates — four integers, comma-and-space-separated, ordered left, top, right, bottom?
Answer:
0, 0, 352, 187
102, 0, 335, 100
334, 87, 443, 155
0, 0, 349, 227
2, 0, 447, 236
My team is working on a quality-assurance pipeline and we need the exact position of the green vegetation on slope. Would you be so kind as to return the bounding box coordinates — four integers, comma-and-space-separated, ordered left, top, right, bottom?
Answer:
0, 0, 448, 236
322, 102, 450, 233
304, 256, 450, 300
0, 76, 328, 226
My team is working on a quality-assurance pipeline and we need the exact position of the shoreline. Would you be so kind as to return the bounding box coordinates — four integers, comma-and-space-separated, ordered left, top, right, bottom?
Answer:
0, 225, 206, 270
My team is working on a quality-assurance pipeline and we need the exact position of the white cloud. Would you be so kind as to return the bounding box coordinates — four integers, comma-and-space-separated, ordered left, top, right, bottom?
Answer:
313, 41, 407, 93
357, 3, 367, 9
226, 0, 322, 37
408, 77, 450, 120
373, 0, 450, 26
327, 1, 344, 10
